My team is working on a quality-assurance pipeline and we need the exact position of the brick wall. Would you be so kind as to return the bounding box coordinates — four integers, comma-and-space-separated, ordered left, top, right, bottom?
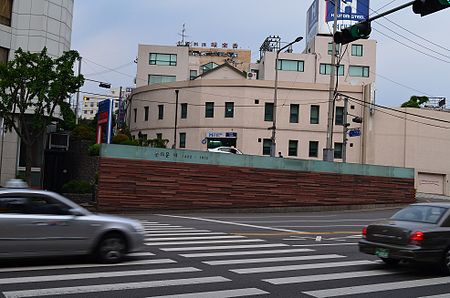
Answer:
97, 157, 415, 212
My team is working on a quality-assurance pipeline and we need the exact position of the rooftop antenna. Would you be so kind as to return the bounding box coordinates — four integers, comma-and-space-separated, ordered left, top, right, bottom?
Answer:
178, 24, 189, 45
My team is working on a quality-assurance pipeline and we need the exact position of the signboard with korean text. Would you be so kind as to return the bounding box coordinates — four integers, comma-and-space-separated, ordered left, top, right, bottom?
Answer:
96, 99, 113, 144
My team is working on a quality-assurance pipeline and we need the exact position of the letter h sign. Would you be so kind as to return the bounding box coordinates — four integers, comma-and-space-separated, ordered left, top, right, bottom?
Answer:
340, 0, 358, 14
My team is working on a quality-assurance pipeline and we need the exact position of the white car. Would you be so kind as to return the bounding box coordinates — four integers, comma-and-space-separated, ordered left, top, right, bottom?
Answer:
207, 146, 243, 154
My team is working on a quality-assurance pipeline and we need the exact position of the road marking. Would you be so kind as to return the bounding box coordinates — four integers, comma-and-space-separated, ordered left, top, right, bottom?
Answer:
264, 269, 401, 284
0, 259, 176, 273
240, 219, 387, 223
141, 223, 173, 226
127, 252, 155, 257
2, 276, 230, 298
148, 288, 269, 298
231, 260, 376, 274
144, 227, 197, 231
233, 231, 360, 236
303, 277, 450, 298
292, 243, 358, 247
181, 248, 313, 258
162, 243, 288, 252
419, 294, 450, 298
204, 254, 345, 265
145, 235, 245, 241
145, 239, 264, 246
276, 225, 365, 228
145, 230, 211, 234
315, 236, 322, 242
146, 232, 226, 237
0, 267, 201, 285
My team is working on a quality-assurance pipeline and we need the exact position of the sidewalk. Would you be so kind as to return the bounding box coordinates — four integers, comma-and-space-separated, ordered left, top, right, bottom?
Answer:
416, 192, 450, 203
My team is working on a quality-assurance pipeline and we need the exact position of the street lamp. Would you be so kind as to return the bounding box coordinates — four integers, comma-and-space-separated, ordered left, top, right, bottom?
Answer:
270, 36, 303, 157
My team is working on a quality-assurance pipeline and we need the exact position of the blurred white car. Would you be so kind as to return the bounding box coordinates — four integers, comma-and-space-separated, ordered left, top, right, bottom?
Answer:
207, 146, 243, 154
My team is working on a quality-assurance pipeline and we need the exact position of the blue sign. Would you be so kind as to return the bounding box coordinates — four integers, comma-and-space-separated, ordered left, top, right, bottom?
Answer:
349, 128, 361, 137
326, 0, 370, 23
307, 0, 319, 39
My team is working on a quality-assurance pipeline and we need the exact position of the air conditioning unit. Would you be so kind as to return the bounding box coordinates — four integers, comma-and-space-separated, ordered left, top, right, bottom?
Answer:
247, 72, 257, 80
48, 133, 69, 150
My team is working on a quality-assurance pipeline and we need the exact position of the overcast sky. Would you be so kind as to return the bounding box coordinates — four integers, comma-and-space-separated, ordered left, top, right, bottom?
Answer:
71, 0, 450, 107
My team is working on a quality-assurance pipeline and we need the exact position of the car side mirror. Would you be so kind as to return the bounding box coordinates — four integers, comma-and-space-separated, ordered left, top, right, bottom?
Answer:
69, 208, 85, 216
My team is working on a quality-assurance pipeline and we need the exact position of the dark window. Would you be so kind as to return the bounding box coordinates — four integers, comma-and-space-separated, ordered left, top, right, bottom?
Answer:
263, 139, 272, 155
0, 0, 13, 26
310, 105, 319, 124
288, 140, 298, 157
335, 106, 344, 126
225, 102, 234, 118
148, 75, 176, 85
334, 142, 343, 159
133, 108, 137, 123
205, 102, 214, 118
181, 103, 188, 119
156, 133, 162, 140
0, 46, 9, 64
319, 64, 344, 76
255, 99, 260, 104
277, 59, 304, 72
327, 42, 341, 55
144, 106, 149, 121
309, 141, 319, 158
264, 103, 274, 122
190, 70, 198, 80
179, 132, 186, 148
349, 65, 369, 77
149, 53, 177, 66
290, 104, 299, 123
352, 44, 363, 56
158, 105, 164, 120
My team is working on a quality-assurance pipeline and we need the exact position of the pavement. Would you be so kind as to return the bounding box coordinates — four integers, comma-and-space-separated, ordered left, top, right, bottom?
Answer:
416, 192, 450, 203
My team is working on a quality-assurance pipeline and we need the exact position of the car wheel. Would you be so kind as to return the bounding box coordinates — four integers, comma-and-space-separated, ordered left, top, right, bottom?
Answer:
442, 248, 450, 273
96, 233, 127, 263
380, 257, 400, 266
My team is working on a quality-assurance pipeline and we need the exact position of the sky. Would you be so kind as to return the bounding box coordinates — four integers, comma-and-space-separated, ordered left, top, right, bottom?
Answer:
71, 0, 450, 107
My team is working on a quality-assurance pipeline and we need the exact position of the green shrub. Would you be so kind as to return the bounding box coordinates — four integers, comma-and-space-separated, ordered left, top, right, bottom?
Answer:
112, 133, 129, 144
72, 124, 96, 141
62, 180, 92, 194
88, 144, 101, 156
120, 139, 139, 146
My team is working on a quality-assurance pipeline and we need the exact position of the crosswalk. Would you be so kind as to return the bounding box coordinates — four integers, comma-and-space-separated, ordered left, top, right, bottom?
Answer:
0, 219, 449, 297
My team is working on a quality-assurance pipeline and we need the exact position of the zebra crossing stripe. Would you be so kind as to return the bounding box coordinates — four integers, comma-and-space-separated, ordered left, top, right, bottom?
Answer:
145, 239, 264, 246
127, 252, 155, 257
303, 276, 450, 298
145, 235, 245, 241
148, 288, 269, 298
2, 276, 230, 298
145, 230, 211, 234
162, 243, 287, 252
144, 227, 197, 231
231, 260, 376, 274
204, 254, 345, 265
0, 267, 201, 285
181, 248, 313, 258
146, 232, 226, 237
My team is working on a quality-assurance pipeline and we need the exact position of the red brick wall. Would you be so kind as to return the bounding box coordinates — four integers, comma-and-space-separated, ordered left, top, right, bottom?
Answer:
97, 157, 415, 212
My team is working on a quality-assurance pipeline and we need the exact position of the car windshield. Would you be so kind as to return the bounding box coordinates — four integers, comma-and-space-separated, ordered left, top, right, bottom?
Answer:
391, 205, 448, 224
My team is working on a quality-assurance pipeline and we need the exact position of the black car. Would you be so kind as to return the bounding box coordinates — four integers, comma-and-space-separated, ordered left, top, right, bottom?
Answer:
359, 203, 450, 271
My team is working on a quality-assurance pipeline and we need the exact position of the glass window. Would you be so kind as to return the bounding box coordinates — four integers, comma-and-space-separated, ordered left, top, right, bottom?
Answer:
205, 102, 214, 118
201, 62, 219, 73
265, 103, 274, 122
335, 106, 344, 126
179, 132, 186, 148
225, 102, 234, 118
144, 106, 149, 121
149, 53, 177, 66
0, 0, 13, 26
133, 108, 137, 123
310, 105, 320, 124
391, 205, 447, 224
290, 104, 299, 123
158, 105, 164, 120
190, 70, 198, 80
351, 44, 363, 56
148, 75, 176, 85
277, 59, 304, 72
327, 42, 341, 55
349, 65, 369, 77
319, 64, 344, 76
309, 141, 319, 158
288, 140, 298, 157
334, 142, 343, 159
156, 133, 162, 140
0, 46, 9, 64
181, 103, 188, 119
263, 139, 272, 156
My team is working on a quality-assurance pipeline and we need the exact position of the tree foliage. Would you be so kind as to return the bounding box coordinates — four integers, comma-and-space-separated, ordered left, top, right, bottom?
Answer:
401, 96, 429, 108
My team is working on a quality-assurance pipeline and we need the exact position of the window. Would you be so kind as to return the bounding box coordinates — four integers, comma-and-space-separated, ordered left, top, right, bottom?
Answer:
334, 142, 343, 159
290, 104, 299, 123
158, 105, 164, 120
319, 64, 344, 76
351, 44, 363, 56
144, 106, 149, 121
309, 141, 319, 158
190, 70, 198, 80
327, 42, 341, 55
263, 139, 272, 156
225, 102, 234, 118
310, 105, 320, 124
156, 133, 162, 140
349, 65, 369, 77
264, 103, 274, 121
133, 108, 137, 123
181, 103, 188, 119
149, 53, 177, 66
0, 47, 9, 64
205, 102, 214, 118
277, 59, 304, 72
90, 102, 94, 107
148, 75, 176, 85
201, 62, 219, 73
335, 106, 344, 126
0, 0, 13, 26
288, 140, 298, 157
179, 132, 186, 148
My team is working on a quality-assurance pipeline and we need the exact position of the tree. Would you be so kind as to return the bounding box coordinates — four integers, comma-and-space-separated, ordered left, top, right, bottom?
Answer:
401, 96, 429, 108
0, 48, 84, 184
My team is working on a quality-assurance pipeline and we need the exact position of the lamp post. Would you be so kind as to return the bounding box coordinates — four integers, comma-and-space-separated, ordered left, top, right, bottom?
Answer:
172, 89, 179, 149
270, 36, 303, 157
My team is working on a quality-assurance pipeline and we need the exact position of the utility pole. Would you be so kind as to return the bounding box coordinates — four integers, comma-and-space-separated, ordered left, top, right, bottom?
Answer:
117, 86, 122, 131
173, 89, 179, 149
342, 97, 349, 163
75, 56, 82, 124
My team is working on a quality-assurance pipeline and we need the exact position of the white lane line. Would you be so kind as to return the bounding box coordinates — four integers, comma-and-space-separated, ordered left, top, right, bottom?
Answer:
0, 259, 176, 273
304, 277, 450, 298
145, 230, 211, 234
264, 269, 402, 284
292, 243, 358, 247
419, 294, 450, 298
231, 260, 376, 274
145, 235, 245, 241
0, 267, 201, 285
148, 288, 269, 298
157, 214, 306, 233
181, 248, 313, 258
204, 254, 345, 265
145, 239, 264, 246
127, 252, 155, 257
146, 232, 226, 237
162, 243, 288, 252
2, 276, 230, 298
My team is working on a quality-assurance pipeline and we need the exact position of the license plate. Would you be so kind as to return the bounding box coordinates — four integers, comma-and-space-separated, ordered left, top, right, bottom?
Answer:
375, 248, 389, 258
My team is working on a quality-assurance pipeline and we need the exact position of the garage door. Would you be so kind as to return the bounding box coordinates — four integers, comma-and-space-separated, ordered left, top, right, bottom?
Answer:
417, 173, 445, 195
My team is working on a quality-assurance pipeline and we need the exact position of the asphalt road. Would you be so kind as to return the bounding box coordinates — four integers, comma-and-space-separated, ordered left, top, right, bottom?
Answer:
1, 207, 450, 298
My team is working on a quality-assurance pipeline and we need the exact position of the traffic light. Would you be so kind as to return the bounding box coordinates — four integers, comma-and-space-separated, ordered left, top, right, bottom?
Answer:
413, 0, 450, 16
333, 22, 372, 45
